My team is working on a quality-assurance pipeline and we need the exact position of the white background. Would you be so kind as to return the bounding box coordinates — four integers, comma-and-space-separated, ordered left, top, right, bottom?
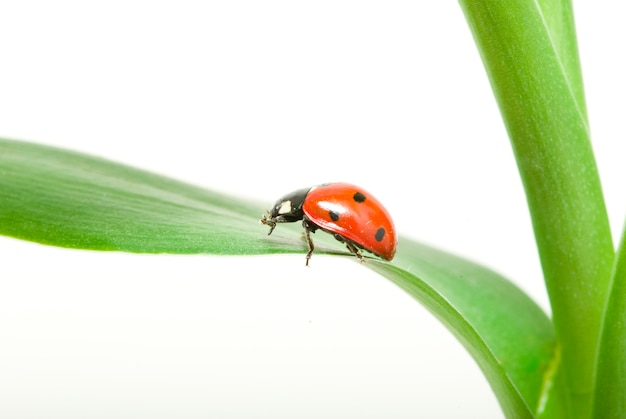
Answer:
1, 1, 624, 418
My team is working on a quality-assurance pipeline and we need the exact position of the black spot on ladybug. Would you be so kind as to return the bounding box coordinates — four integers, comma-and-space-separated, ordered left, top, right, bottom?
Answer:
375, 227, 386, 242
329, 210, 340, 221
353, 192, 366, 203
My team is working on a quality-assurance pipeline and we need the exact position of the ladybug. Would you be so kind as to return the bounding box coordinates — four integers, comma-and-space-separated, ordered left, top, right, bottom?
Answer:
260, 183, 397, 265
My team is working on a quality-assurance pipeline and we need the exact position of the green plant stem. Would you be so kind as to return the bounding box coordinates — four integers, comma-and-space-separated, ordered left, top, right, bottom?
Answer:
457, 1, 614, 417
593, 224, 626, 418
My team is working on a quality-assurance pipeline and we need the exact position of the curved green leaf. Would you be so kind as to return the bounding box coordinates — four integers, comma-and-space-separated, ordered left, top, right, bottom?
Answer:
457, 1, 613, 416
0, 138, 272, 254
0, 138, 558, 417
368, 242, 559, 418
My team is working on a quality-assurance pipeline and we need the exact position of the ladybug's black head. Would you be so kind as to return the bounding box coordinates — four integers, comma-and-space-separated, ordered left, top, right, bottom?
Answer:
260, 187, 310, 235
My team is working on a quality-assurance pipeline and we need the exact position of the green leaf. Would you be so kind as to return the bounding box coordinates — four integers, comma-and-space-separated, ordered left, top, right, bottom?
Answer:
0, 138, 273, 254
457, 1, 614, 416
593, 221, 626, 418
369, 242, 559, 418
1, 138, 559, 417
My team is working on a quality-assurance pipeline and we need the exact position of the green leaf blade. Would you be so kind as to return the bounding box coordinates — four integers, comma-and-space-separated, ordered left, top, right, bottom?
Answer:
370, 239, 559, 418
0, 138, 265, 254
1, 138, 561, 417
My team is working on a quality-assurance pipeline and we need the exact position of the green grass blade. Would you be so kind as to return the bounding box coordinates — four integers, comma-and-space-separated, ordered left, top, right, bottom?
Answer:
369, 240, 559, 418
0, 138, 273, 254
457, 1, 614, 416
593, 222, 626, 418
1, 138, 560, 417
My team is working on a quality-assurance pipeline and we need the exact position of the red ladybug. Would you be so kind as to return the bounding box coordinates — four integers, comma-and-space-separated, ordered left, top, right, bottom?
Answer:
261, 183, 397, 265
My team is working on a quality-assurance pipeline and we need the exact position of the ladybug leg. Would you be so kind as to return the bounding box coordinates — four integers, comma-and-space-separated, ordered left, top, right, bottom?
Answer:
334, 234, 365, 263
260, 211, 277, 235
302, 219, 316, 266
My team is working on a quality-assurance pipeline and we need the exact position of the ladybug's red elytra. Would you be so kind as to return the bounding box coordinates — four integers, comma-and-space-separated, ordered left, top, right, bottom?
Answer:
260, 183, 397, 266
